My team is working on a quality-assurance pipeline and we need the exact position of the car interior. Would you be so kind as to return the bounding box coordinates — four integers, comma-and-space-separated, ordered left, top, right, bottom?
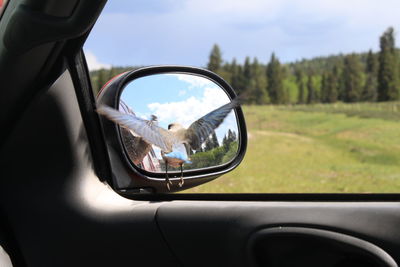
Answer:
1, 0, 400, 266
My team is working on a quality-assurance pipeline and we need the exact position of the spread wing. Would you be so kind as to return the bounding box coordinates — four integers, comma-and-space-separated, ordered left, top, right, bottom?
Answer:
97, 105, 177, 152
185, 98, 240, 150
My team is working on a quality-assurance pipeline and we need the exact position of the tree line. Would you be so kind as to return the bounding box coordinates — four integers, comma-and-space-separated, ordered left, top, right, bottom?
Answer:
90, 66, 139, 96
207, 27, 399, 104
90, 27, 399, 105
162, 130, 238, 170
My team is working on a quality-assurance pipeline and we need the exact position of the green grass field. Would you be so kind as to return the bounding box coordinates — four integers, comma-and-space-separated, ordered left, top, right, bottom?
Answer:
185, 102, 400, 193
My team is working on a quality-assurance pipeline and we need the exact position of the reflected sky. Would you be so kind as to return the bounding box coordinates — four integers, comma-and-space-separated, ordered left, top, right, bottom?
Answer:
120, 73, 239, 147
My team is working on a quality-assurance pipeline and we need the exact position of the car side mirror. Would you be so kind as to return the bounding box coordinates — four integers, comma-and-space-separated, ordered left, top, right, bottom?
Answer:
96, 66, 247, 194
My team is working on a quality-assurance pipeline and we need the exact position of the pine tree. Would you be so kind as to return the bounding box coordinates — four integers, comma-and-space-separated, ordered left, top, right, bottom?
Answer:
325, 72, 339, 103
207, 44, 223, 72
248, 58, 269, 104
222, 130, 232, 151
366, 49, 378, 74
333, 65, 344, 101
343, 54, 363, 102
242, 56, 252, 101
243, 56, 252, 83
295, 68, 305, 104
96, 69, 106, 94
266, 53, 286, 104
228, 130, 237, 142
298, 82, 305, 104
320, 67, 339, 103
361, 50, 378, 101
237, 64, 247, 97
378, 27, 399, 101
306, 74, 316, 104
211, 132, 219, 148
204, 138, 213, 152
222, 135, 229, 151
108, 67, 116, 79
230, 58, 241, 94
320, 73, 327, 103
217, 63, 233, 84
204, 132, 219, 151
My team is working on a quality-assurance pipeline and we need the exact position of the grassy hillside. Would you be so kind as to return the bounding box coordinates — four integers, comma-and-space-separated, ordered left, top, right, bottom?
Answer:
185, 102, 400, 193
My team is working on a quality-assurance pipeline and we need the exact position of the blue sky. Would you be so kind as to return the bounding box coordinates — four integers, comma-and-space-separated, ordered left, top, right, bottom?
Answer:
120, 73, 211, 128
120, 73, 238, 139
120, 74, 204, 120
84, 0, 400, 70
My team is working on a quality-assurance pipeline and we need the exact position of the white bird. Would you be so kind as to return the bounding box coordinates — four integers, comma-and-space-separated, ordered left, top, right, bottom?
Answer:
97, 98, 240, 190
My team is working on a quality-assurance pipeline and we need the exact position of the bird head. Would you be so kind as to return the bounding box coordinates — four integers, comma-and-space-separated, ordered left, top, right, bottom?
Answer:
168, 122, 184, 132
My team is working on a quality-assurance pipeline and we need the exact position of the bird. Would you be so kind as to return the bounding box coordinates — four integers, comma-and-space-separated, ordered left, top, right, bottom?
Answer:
118, 101, 157, 167
97, 97, 240, 190
120, 116, 157, 165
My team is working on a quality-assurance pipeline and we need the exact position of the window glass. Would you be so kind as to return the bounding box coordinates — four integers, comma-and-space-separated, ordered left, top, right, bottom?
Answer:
85, 1, 400, 193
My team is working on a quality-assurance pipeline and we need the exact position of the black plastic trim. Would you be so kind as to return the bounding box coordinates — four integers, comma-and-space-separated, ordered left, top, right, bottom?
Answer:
4, 0, 106, 54
247, 227, 397, 267
68, 49, 112, 183
0, 207, 26, 267
122, 193, 400, 201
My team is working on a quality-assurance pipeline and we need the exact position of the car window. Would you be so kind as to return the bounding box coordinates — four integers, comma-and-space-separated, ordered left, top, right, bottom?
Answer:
85, 1, 400, 193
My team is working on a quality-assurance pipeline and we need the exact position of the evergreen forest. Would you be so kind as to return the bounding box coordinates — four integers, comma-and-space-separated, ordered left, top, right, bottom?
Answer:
90, 27, 400, 106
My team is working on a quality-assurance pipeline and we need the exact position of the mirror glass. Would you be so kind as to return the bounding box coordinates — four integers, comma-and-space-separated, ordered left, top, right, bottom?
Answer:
119, 73, 240, 173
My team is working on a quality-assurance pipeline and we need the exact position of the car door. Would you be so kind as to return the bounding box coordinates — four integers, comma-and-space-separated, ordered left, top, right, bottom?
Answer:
1, 0, 400, 266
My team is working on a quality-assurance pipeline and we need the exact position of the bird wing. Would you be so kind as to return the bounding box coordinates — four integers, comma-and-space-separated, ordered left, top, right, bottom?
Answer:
185, 98, 240, 150
97, 105, 177, 152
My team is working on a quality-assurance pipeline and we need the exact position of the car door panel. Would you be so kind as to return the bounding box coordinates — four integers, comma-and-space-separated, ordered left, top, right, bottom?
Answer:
156, 201, 400, 266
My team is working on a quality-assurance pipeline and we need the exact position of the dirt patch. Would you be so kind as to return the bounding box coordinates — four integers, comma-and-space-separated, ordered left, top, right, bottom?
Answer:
248, 130, 313, 143
336, 130, 370, 140
247, 132, 254, 139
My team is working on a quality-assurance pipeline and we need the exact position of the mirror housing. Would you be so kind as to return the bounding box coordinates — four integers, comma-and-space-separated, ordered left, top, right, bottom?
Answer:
97, 66, 247, 194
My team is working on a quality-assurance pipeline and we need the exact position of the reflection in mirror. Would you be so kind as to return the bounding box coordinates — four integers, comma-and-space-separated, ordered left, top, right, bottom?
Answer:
118, 73, 240, 182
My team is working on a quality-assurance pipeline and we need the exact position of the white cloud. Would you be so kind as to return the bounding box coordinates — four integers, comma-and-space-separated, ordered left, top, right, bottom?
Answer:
84, 50, 111, 71
183, 0, 400, 27
147, 87, 238, 145
168, 73, 215, 89
86, 0, 400, 66
178, 90, 187, 96
184, 0, 283, 21
148, 87, 230, 126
